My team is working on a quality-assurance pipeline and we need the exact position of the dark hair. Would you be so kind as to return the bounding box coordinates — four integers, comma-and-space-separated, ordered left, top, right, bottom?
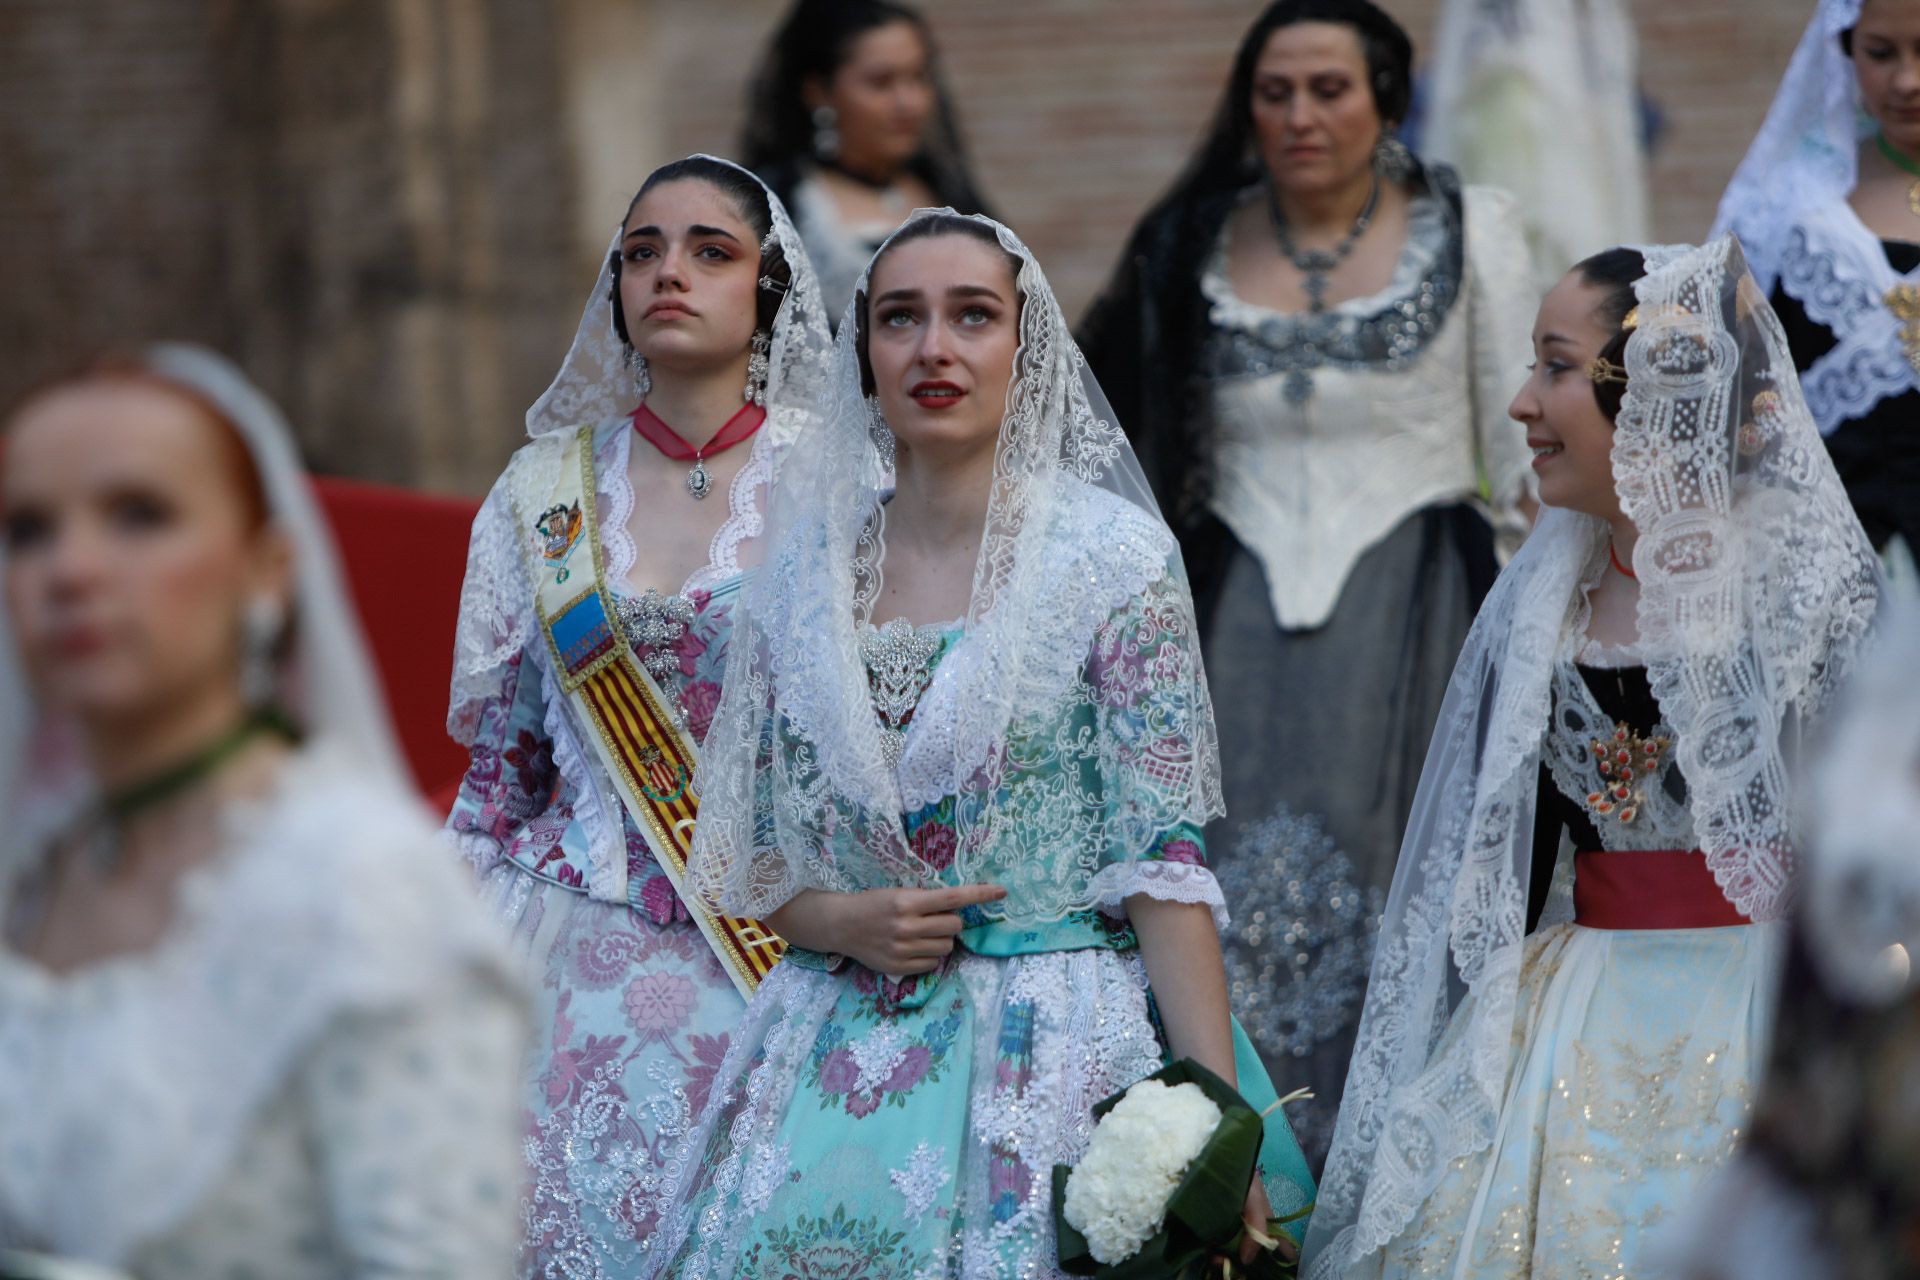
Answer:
1218, 0, 1412, 174
1840, 26, 1856, 56
854, 214, 1022, 395
740, 0, 992, 216
607, 157, 792, 347
1076, 0, 1417, 536
1572, 247, 1648, 423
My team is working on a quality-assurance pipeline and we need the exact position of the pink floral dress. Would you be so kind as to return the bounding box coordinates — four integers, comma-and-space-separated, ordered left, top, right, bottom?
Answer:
447, 418, 764, 1278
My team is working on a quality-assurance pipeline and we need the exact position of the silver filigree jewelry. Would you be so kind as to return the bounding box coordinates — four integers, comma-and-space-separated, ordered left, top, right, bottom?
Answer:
624, 345, 650, 398
812, 105, 840, 161
616, 588, 696, 689
745, 329, 771, 406
860, 617, 943, 767
1265, 172, 1381, 402
866, 395, 898, 470
1372, 133, 1417, 184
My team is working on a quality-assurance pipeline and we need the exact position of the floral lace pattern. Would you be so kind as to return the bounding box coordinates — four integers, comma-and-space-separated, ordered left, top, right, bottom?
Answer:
1774, 204, 1920, 434
691, 213, 1220, 928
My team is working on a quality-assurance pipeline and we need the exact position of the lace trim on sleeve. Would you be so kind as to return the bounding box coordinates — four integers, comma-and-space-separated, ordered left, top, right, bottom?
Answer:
1088, 860, 1229, 932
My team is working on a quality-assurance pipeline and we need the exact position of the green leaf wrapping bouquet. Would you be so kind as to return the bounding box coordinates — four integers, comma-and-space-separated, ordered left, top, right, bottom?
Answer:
1053, 1059, 1308, 1278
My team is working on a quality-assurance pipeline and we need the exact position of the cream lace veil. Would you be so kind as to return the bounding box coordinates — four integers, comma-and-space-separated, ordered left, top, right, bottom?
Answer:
1302, 236, 1881, 1275
688, 209, 1222, 922
0, 343, 407, 865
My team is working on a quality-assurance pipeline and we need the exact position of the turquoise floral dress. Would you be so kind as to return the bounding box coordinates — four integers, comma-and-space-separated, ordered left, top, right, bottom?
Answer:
448, 418, 772, 1278
648, 606, 1315, 1280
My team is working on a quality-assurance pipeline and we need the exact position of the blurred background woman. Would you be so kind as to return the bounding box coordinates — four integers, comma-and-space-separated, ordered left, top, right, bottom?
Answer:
742, 0, 995, 321
1078, 0, 1536, 1168
0, 346, 527, 1278
1715, 0, 1920, 583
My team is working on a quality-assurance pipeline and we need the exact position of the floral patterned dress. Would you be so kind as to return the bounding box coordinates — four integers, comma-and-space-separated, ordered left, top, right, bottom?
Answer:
647, 614, 1316, 1280
447, 419, 764, 1278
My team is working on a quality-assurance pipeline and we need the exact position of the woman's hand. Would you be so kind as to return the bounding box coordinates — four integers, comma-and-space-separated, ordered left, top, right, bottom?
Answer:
766, 883, 1006, 976
1238, 1176, 1276, 1265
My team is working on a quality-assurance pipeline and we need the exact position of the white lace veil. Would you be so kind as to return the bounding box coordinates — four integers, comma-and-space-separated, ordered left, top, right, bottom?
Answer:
1302, 236, 1882, 1277
689, 209, 1222, 922
446, 156, 833, 744
0, 343, 408, 870
1712, 0, 1865, 292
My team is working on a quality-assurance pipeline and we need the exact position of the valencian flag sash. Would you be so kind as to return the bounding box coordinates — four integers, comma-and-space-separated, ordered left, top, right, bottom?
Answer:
528, 425, 784, 998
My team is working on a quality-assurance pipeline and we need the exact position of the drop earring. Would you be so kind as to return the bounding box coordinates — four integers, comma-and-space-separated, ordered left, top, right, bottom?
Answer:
1372, 133, 1416, 183
240, 595, 286, 710
625, 346, 650, 399
812, 105, 840, 162
745, 330, 771, 406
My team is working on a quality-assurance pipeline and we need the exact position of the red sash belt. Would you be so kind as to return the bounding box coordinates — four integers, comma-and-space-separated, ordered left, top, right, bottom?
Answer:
1572, 849, 1752, 930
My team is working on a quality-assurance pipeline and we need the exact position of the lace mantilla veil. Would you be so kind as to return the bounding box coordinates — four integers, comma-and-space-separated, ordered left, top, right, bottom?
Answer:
1301, 236, 1881, 1277
1712, 0, 1864, 293
446, 156, 833, 748
0, 344, 407, 863
688, 209, 1222, 922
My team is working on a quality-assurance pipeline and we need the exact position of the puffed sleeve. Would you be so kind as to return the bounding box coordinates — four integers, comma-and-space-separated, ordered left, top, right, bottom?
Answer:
1085, 567, 1229, 930
303, 967, 529, 1278
1463, 184, 1541, 551
444, 445, 562, 879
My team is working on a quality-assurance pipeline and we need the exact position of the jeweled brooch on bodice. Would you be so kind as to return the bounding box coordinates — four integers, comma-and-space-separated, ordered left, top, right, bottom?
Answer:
1584, 720, 1671, 824
860, 617, 942, 767
616, 587, 696, 694
1885, 283, 1920, 377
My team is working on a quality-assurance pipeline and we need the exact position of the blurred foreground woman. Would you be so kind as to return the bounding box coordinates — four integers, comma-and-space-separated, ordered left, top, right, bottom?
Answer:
0, 347, 527, 1278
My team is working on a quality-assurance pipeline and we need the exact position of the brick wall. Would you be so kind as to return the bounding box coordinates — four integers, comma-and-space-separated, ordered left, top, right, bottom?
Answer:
1, 0, 1820, 491
655, 0, 1815, 319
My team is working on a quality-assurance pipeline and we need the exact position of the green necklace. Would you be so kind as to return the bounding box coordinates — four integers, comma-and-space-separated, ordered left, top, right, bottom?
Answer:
91, 709, 294, 868
1874, 133, 1920, 217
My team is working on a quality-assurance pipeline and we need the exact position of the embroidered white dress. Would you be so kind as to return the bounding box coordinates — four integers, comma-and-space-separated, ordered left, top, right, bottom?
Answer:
1363, 640, 1780, 1279
0, 746, 528, 1279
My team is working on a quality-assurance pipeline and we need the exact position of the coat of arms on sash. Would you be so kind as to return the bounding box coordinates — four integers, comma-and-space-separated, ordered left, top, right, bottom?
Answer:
536, 502, 586, 584
527, 427, 785, 998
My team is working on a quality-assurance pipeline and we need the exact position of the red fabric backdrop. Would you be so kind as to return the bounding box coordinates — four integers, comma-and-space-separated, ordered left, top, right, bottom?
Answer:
312, 476, 478, 810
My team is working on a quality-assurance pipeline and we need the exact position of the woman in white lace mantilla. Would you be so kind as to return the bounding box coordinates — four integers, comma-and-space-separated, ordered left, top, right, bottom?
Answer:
1714, 0, 1920, 579
1301, 238, 1882, 1279
442, 156, 832, 1277
642, 210, 1314, 1279
1078, 0, 1538, 1169
0, 346, 528, 1278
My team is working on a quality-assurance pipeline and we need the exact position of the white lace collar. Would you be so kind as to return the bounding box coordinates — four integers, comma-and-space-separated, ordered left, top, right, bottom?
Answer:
594, 412, 781, 599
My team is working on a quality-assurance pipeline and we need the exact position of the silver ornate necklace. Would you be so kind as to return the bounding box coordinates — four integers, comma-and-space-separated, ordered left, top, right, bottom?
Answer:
1265, 175, 1382, 402
616, 587, 696, 715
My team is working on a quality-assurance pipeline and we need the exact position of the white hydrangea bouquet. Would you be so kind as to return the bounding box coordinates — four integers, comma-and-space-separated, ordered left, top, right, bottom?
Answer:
1052, 1059, 1307, 1278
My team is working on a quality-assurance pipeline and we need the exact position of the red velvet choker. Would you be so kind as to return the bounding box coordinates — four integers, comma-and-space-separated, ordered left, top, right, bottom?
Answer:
632, 401, 767, 500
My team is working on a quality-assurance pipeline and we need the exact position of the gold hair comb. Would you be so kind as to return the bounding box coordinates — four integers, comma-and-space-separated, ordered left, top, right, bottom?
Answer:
1622, 306, 1640, 331
1585, 356, 1629, 386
